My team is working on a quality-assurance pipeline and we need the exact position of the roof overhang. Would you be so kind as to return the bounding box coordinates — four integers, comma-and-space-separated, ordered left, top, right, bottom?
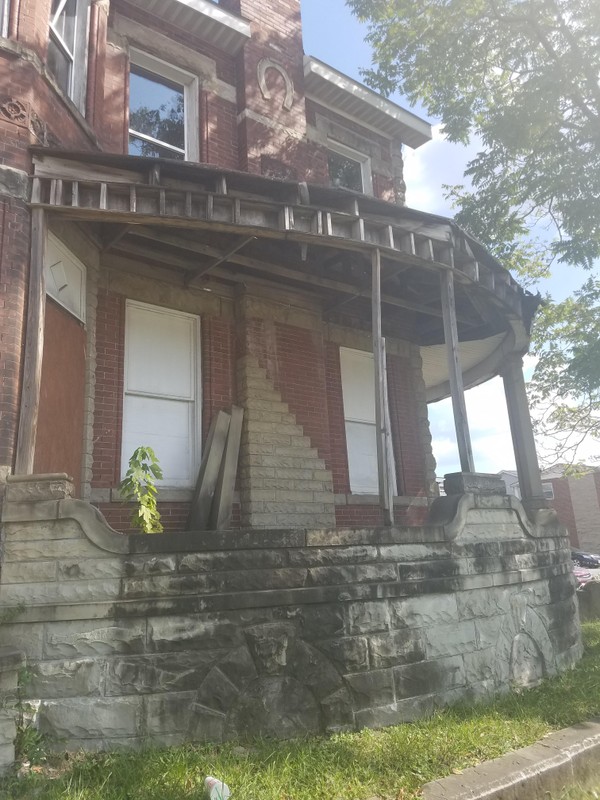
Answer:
304, 56, 432, 148
124, 0, 251, 55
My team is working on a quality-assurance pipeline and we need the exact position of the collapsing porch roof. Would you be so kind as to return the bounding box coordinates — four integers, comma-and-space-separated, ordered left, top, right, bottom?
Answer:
29, 148, 538, 399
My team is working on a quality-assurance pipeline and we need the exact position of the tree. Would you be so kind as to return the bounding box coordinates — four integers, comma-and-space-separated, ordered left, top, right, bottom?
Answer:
347, 0, 600, 463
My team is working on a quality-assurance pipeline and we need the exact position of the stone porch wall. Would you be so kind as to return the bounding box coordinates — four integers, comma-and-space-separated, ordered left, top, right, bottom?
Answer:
0, 475, 582, 753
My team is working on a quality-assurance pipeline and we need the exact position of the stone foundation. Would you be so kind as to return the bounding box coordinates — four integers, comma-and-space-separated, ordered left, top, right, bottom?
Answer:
0, 475, 582, 752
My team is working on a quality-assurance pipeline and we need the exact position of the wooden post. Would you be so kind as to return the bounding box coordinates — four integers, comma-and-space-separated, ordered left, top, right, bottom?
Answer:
15, 209, 47, 474
501, 355, 545, 501
372, 249, 394, 525
440, 270, 475, 473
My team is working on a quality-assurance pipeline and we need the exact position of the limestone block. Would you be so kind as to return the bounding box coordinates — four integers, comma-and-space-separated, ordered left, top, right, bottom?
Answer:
145, 691, 197, 737
0, 743, 15, 775
308, 564, 396, 587
0, 578, 121, 606
179, 550, 287, 573
315, 636, 369, 673
394, 655, 465, 698
1, 561, 57, 583
473, 615, 506, 651
287, 545, 378, 567
3, 537, 100, 562
462, 648, 499, 685
105, 652, 221, 696
0, 623, 45, 660
187, 703, 225, 743
2, 519, 84, 542
38, 697, 142, 739
444, 472, 506, 496
354, 694, 435, 729
346, 601, 391, 635
368, 630, 426, 668
45, 620, 146, 658
344, 668, 395, 710
389, 594, 460, 629
422, 620, 478, 659
320, 686, 355, 732
378, 544, 451, 563
212, 568, 308, 593
293, 604, 345, 640
57, 558, 126, 581
197, 667, 241, 714
457, 587, 512, 620
5, 474, 75, 503
28, 659, 102, 698
148, 615, 244, 653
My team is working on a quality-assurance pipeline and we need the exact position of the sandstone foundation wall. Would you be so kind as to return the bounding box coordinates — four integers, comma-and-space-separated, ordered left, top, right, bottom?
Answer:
0, 475, 582, 753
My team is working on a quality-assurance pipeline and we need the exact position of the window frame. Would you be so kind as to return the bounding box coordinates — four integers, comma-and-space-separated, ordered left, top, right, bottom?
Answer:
1, 0, 9, 38
128, 48, 200, 162
327, 139, 373, 195
339, 347, 396, 494
48, 0, 90, 113
121, 300, 202, 489
542, 482, 555, 500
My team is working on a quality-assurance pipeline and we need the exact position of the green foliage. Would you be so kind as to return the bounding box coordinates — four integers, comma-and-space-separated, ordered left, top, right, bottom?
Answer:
347, 0, 600, 267
3, 623, 600, 799
347, 0, 600, 463
119, 446, 164, 534
13, 667, 49, 766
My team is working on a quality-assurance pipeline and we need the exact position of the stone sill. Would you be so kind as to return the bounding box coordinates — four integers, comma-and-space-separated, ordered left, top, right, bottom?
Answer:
335, 494, 430, 507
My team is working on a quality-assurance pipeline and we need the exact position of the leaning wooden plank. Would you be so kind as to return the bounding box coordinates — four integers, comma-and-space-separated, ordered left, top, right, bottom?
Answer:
186, 410, 231, 530
209, 405, 244, 530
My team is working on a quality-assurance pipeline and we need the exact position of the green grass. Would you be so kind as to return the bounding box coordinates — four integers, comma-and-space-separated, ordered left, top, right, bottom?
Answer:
3, 621, 600, 800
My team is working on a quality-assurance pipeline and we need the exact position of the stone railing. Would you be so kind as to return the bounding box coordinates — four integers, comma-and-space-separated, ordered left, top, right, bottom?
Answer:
0, 474, 582, 751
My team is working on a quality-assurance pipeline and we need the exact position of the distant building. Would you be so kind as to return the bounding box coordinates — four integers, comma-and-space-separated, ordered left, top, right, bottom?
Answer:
499, 466, 600, 551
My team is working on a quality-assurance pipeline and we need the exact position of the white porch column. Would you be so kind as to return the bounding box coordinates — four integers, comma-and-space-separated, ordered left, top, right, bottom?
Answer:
440, 270, 475, 473
501, 354, 545, 502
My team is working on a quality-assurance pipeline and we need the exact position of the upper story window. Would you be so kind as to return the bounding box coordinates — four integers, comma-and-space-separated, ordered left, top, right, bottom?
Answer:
47, 0, 90, 113
1, 0, 9, 38
327, 140, 373, 195
128, 50, 200, 162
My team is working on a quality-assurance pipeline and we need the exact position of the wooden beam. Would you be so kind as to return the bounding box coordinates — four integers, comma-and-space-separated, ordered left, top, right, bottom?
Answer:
102, 224, 132, 252
184, 236, 256, 287
440, 270, 475, 473
15, 209, 47, 474
186, 411, 231, 531
127, 228, 468, 321
209, 405, 244, 530
372, 249, 394, 526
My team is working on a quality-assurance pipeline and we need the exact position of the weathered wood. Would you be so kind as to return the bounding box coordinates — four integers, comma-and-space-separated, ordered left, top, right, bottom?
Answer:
440, 270, 475, 473
184, 235, 256, 287
102, 224, 132, 252
372, 249, 394, 526
186, 411, 231, 531
15, 208, 47, 474
209, 405, 244, 530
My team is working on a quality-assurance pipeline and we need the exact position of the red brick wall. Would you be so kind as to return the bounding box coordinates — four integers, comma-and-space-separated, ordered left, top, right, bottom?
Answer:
92, 289, 126, 489
549, 477, 578, 546
202, 316, 236, 440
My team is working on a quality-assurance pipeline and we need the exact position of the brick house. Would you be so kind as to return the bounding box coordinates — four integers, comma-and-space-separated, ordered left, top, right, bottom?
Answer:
500, 466, 600, 551
0, 0, 547, 531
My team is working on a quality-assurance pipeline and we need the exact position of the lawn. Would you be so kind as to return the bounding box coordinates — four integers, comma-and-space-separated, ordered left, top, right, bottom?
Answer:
2, 621, 600, 800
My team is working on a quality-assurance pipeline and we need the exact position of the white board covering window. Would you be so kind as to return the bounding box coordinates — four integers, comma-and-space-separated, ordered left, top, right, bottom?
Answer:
1, 0, 10, 38
45, 233, 86, 322
122, 301, 200, 488
340, 347, 395, 494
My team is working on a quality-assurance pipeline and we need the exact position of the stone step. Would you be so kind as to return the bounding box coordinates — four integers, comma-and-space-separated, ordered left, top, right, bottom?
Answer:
242, 433, 313, 450
239, 454, 328, 471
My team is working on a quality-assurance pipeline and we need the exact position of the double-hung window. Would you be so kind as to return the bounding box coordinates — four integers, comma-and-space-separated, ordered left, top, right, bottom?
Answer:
121, 301, 201, 488
47, 0, 90, 112
327, 140, 373, 195
340, 347, 396, 494
128, 50, 199, 162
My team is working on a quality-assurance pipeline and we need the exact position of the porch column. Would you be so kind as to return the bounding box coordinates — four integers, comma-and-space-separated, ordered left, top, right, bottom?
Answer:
501, 354, 545, 503
440, 270, 475, 473
14, 208, 46, 474
372, 249, 394, 525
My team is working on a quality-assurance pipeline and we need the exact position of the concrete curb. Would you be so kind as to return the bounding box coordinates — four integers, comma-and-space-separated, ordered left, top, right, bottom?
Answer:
422, 719, 600, 799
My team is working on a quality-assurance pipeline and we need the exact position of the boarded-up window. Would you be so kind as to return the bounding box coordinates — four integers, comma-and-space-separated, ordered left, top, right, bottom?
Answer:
122, 301, 200, 487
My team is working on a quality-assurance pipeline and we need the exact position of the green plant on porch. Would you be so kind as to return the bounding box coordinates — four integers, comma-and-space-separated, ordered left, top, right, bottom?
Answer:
119, 446, 164, 533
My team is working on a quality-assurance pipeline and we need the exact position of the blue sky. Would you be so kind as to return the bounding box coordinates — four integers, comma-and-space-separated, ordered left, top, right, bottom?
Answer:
301, 0, 596, 476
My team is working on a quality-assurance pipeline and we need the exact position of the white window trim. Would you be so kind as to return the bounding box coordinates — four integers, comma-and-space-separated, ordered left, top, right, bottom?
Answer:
327, 138, 373, 195
340, 346, 396, 494
1, 0, 9, 38
48, 0, 90, 113
45, 232, 87, 323
122, 300, 202, 489
129, 48, 200, 162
